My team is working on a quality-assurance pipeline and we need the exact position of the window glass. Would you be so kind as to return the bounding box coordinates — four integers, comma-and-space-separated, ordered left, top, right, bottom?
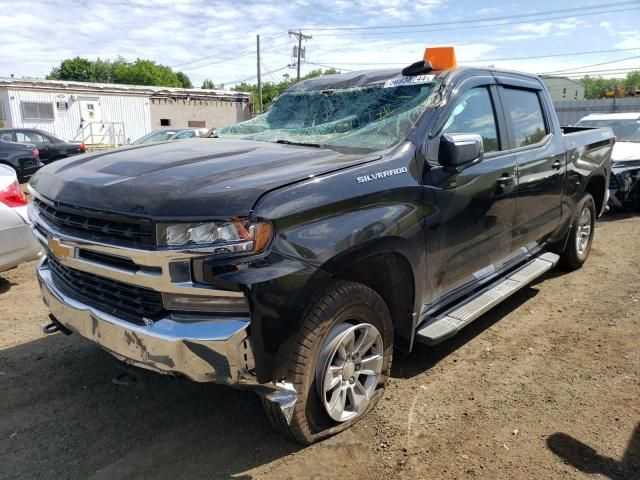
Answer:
502, 88, 547, 147
21, 102, 54, 121
0, 131, 13, 141
174, 131, 195, 139
441, 87, 499, 153
16, 131, 45, 143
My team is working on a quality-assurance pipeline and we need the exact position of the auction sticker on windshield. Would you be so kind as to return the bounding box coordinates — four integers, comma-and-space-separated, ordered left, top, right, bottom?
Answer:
383, 75, 435, 88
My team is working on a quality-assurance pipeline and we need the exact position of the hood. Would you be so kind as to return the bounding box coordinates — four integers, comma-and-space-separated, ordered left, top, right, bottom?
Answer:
30, 138, 380, 219
611, 141, 640, 162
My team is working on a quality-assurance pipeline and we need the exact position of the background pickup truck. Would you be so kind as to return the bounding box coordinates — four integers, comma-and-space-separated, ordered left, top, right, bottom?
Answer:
28, 54, 613, 444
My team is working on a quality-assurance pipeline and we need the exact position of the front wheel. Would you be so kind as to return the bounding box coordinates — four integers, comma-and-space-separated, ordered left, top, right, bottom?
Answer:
262, 280, 393, 444
559, 193, 596, 270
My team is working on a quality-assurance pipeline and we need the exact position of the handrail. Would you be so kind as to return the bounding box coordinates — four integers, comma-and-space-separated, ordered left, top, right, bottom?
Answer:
74, 122, 127, 150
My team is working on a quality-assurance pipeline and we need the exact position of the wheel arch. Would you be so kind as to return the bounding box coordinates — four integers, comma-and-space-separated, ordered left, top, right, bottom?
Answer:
316, 237, 419, 354
584, 173, 606, 216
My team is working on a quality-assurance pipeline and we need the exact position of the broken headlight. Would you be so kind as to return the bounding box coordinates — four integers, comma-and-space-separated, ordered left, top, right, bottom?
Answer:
157, 218, 273, 254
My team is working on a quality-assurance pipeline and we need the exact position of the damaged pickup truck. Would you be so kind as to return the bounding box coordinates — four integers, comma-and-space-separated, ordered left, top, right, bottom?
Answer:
28, 47, 614, 444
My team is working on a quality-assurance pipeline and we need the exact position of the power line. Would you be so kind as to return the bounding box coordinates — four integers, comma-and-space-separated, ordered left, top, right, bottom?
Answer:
308, 48, 640, 67
181, 39, 293, 72
306, 61, 352, 72
298, 1, 639, 31
170, 32, 288, 69
308, 6, 640, 37
540, 56, 640, 75
221, 65, 290, 86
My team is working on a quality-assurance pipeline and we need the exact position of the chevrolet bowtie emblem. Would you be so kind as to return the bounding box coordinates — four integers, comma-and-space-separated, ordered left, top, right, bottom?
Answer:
47, 238, 74, 260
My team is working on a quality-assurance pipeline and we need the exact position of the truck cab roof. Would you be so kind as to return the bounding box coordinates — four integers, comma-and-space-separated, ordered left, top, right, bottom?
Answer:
287, 65, 542, 93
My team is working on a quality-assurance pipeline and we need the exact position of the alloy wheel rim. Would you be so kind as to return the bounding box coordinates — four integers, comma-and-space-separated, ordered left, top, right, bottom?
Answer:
316, 322, 383, 422
576, 206, 592, 256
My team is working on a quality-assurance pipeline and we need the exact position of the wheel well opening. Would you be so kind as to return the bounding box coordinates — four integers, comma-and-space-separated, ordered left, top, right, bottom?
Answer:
333, 252, 415, 347
586, 175, 606, 215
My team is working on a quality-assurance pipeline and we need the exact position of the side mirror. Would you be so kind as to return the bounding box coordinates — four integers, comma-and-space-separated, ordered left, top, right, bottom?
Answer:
438, 133, 484, 171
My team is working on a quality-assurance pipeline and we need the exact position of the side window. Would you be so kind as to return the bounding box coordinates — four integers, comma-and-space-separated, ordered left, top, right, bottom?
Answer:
174, 131, 195, 139
441, 87, 500, 153
16, 131, 45, 143
502, 88, 548, 147
0, 131, 13, 141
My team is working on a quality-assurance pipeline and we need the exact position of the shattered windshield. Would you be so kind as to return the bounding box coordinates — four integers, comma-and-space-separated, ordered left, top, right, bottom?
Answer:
217, 79, 441, 153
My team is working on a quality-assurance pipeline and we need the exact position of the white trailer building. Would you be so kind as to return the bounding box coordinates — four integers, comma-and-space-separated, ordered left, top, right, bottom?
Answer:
0, 78, 251, 147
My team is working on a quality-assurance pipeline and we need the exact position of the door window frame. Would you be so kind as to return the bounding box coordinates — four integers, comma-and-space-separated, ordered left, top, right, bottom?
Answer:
494, 83, 554, 153
426, 75, 509, 165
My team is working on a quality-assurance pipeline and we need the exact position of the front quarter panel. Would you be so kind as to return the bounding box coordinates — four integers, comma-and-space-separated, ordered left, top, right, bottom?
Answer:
244, 141, 428, 381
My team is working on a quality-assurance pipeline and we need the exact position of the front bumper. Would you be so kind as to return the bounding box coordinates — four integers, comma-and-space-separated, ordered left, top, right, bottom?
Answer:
37, 256, 255, 383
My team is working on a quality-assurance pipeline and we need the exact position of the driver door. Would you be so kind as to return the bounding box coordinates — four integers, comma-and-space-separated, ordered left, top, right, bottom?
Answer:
422, 80, 519, 305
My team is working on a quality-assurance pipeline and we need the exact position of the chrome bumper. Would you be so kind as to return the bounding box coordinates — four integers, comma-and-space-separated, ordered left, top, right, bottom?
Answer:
37, 256, 255, 383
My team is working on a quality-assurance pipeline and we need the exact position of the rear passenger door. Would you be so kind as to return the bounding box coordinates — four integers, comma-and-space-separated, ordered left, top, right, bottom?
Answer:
497, 84, 565, 247
15, 130, 52, 161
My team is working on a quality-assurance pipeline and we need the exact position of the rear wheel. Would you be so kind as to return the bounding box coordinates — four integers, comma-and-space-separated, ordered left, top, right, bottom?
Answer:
262, 280, 393, 444
559, 193, 596, 270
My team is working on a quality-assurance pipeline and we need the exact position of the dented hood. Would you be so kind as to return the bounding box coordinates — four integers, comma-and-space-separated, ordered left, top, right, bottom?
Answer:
30, 138, 379, 219
612, 141, 640, 162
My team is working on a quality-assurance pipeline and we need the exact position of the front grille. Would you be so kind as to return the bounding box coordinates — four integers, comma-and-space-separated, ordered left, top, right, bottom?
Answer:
34, 198, 156, 246
48, 256, 165, 324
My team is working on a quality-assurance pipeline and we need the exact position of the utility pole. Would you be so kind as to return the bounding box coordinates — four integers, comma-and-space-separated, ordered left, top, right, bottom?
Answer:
288, 30, 312, 81
256, 34, 263, 114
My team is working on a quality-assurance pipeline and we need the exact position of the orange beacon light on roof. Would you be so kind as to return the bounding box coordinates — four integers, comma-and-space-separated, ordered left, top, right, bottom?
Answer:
424, 46, 457, 70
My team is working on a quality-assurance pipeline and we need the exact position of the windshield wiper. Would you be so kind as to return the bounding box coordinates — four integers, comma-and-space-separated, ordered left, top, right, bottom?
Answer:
275, 139, 324, 148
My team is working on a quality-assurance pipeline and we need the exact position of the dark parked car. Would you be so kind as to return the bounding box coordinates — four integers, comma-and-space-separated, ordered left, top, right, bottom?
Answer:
0, 139, 42, 182
132, 128, 208, 145
0, 129, 85, 164
29, 49, 613, 444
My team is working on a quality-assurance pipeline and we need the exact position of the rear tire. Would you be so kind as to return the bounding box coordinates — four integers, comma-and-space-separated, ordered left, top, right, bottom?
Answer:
262, 280, 393, 444
559, 193, 596, 270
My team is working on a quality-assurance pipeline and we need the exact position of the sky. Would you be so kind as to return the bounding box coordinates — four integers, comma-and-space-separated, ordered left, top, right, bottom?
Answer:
0, 0, 639, 88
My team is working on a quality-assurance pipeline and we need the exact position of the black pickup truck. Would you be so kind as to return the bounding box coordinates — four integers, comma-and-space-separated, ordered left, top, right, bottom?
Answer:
28, 59, 613, 444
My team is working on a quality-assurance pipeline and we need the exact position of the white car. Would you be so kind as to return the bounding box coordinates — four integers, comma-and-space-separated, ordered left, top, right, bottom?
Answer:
575, 113, 640, 211
0, 164, 42, 272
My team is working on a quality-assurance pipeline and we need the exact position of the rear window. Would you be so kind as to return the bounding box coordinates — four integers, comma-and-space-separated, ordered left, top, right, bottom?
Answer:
502, 88, 548, 147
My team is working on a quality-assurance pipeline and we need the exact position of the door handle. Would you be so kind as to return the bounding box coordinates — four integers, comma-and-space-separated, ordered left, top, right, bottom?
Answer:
552, 160, 563, 170
497, 173, 516, 184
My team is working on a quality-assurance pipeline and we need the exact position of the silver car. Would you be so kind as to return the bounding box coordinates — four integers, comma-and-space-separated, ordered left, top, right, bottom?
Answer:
132, 128, 209, 145
0, 164, 41, 272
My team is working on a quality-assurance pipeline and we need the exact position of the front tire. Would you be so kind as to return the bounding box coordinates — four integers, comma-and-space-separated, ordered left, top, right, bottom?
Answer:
262, 280, 393, 444
559, 193, 596, 270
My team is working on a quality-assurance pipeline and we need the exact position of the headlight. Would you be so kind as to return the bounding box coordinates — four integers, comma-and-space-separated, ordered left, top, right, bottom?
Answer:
157, 217, 273, 254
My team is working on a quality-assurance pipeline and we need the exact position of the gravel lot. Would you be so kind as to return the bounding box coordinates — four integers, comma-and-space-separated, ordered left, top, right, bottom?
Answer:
1, 214, 638, 480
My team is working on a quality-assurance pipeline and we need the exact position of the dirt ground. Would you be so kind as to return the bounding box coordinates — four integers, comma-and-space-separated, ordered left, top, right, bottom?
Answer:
0, 214, 638, 480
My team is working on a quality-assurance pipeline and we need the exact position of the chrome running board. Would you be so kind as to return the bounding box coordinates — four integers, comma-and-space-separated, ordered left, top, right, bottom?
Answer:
416, 252, 559, 345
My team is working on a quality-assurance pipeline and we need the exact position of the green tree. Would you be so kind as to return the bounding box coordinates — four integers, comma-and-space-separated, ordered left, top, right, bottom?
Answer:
46, 57, 192, 88
47, 57, 94, 82
201, 79, 216, 89
176, 71, 192, 88
578, 71, 640, 99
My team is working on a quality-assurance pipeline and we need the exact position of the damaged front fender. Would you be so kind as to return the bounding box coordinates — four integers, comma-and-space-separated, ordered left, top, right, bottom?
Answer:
609, 161, 640, 211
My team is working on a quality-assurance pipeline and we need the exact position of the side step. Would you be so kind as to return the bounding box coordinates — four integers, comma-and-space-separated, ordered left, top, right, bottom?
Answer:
416, 252, 559, 345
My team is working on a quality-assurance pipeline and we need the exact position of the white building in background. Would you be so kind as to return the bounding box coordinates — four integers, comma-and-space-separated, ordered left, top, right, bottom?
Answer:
0, 78, 251, 146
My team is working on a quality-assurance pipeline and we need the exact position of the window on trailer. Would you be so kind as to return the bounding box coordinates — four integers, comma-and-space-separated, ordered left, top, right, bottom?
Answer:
21, 102, 55, 121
